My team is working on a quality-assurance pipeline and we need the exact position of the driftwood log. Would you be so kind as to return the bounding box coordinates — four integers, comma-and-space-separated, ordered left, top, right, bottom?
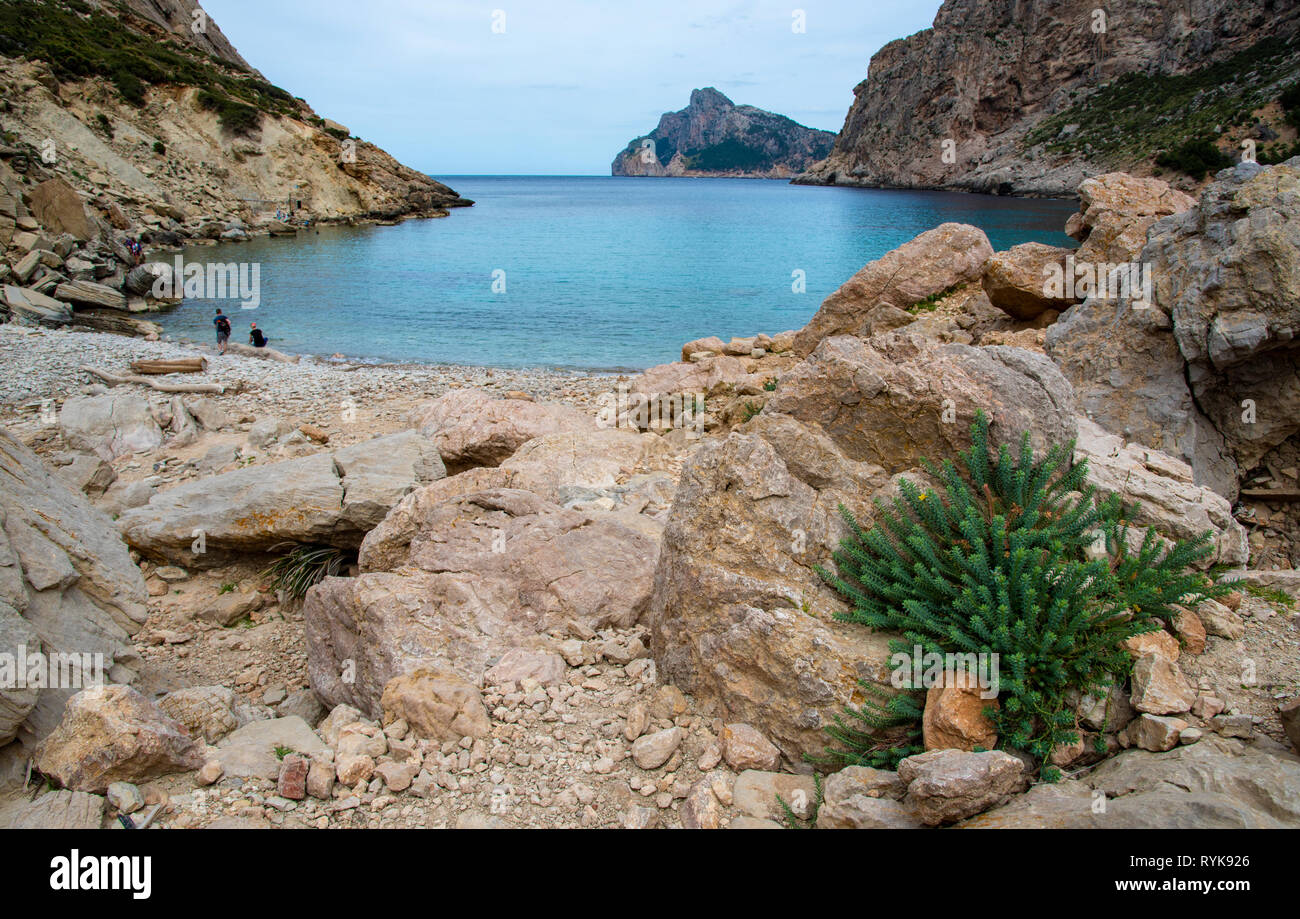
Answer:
128, 357, 207, 375
225, 341, 300, 363
80, 365, 231, 394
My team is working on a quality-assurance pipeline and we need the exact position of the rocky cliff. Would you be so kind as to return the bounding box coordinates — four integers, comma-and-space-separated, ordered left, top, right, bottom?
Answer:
612, 88, 835, 179
796, 0, 1300, 196
0, 0, 467, 229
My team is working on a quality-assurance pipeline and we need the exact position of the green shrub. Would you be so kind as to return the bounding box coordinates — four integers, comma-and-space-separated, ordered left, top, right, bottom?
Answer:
262, 543, 350, 599
817, 412, 1225, 766
197, 90, 261, 136
1155, 137, 1235, 180
152, 139, 165, 155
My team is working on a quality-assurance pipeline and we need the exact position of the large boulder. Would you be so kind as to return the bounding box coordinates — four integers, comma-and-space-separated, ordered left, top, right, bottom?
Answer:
24, 177, 92, 241
306, 488, 661, 719
410, 389, 595, 471
1068, 172, 1196, 264
647, 414, 900, 762
58, 393, 163, 461
0, 428, 146, 758
981, 242, 1079, 320
793, 223, 993, 356
117, 431, 444, 566
764, 335, 1077, 472
33, 685, 204, 793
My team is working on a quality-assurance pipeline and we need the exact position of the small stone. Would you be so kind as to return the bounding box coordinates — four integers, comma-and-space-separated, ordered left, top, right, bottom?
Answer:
1130, 655, 1196, 715
623, 702, 650, 742
376, 761, 418, 792
631, 727, 682, 770
154, 566, 189, 582
1122, 714, 1188, 752
623, 805, 659, 829
277, 755, 309, 800
307, 759, 336, 799
1211, 714, 1255, 739
721, 723, 781, 772
196, 760, 224, 786
1171, 608, 1207, 655
680, 778, 721, 829
106, 782, 144, 815
1178, 727, 1203, 745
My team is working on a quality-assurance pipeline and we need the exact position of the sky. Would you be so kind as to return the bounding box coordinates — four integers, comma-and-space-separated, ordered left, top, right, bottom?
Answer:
202, 0, 944, 175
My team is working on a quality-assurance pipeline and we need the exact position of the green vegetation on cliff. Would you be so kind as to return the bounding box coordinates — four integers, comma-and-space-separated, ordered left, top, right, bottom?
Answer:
0, 0, 295, 123
1024, 34, 1300, 176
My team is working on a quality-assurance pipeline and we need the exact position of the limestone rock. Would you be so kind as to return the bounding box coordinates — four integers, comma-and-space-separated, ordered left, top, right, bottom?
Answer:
213, 716, 329, 779
982, 242, 1078, 319
25, 177, 91, 240
922, 683, 998, 752
33, 685, 204, 793
733, 770, 819, 821
307, 489, 658, 717
898, 748, 1026, 825
2, 789, 104, 829
720, 723, 781, 772
1130, 655, 1196, 715
59, 393, 163, 461
410, 389, 595, 471
631, 727, 682, 770
1122, 714, 1188, 752
156, 685, 241, 743
793, 223, 993, 355
379, 669, 490, 742
0, 428, 146, 750
484, 648, 566, 686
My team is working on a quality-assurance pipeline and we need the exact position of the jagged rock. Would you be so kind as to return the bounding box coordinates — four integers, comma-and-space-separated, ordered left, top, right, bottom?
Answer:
1074, 418, 1247, 567
1, 790, 104, 829
793, 223, 993, 355
117, 431, 443, 565
59, 393, 163, 461
0, 428, 146, 751
1192, 599, 1245, 640
898, 748, 1026, 825
647, 415, 899, 762
922, 682, 999, 752
53, 280, 127, 311
733, 770, 819, 821
24, 176, 91, 240
1147, 160, 1300, 481
52, 452, 117, 497
1280, 698, 1300, 754
483, 648, 566, 686
766, 335, 1077, 471
410, 388, 594, 471
1121, 713, 1188, 752
307, 489, 659, 718
982, 242, 1078, 319
1130, 655, 1196, 715
156, 685, 241, 743
1076, 682, 1136, 733
631, 727, 682, 770
33, 685, 204, 793
817, 767, 920, 829
3, 284, 73, 325
379, 669, 490, 742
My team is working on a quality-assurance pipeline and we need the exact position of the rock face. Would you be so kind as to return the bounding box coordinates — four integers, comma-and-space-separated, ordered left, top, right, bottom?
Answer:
0, 428, 146, 755
411, 389, 595, 472
793, 224, 993, 355
33, 685, 204, 793
965, 735, 1300, 828
59, 393, 163, 461
0, 1, 468, 234
117, 431, 444, 565
795, 0, 1294, 196
305, 488, 660, 719
1050, 161, 1300, 500
1074, 418, 1248, 568
612, 88, 835, 179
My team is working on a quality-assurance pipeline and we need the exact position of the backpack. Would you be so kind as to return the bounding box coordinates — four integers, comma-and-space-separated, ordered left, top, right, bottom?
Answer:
216, 316, 231, 334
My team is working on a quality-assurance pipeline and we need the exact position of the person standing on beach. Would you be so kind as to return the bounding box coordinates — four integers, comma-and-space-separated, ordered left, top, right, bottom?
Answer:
213, 308, 231, 354
249, 323, 268, 348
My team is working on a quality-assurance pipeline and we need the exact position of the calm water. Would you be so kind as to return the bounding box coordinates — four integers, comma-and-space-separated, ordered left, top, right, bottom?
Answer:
157, 176, 1078, 371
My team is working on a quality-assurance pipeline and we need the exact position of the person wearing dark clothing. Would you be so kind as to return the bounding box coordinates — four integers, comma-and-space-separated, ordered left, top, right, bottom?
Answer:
213, 309, 231, 354
249, 323, 268, 348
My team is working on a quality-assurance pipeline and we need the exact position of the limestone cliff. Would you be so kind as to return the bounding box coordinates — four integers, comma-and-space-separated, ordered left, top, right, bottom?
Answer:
612, 88, 835, 179
797, 0, 1300, 196
0, 0, 468, 228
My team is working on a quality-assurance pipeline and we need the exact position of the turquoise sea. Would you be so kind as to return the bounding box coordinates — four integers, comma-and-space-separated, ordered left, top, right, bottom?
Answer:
155, 176, 1078, 371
